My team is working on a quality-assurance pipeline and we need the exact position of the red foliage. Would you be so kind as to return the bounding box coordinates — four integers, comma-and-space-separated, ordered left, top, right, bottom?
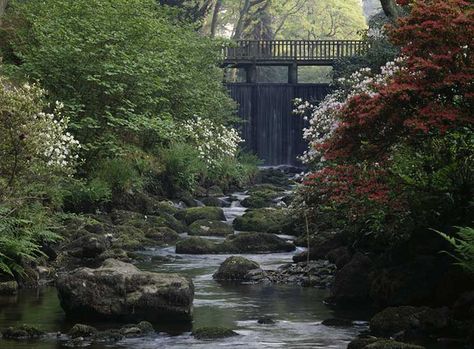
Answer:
303, 164, 406, 217
323, 0, 473, 161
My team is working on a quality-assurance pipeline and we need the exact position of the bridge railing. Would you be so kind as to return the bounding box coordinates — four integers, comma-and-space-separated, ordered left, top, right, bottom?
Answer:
223, 40, 370, 63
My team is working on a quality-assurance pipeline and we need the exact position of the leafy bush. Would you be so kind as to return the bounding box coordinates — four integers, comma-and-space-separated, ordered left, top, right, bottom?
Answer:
94, 158, 142, 195
294, 0, 473, 250
0, 76, 79, 193
62, 179, 112, 214
159, 143, 207, 195
437, 227, 474, 274
1, 0, 235, 166
0, 205, 60, 277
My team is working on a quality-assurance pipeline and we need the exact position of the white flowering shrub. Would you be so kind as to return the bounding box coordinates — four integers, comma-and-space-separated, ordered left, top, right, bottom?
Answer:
175, 116, 243, 168
294, 57, 406, 164
0, 77, 80, 190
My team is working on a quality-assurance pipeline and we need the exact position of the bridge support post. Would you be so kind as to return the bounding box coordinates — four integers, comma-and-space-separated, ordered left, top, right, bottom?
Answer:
245, 64, 257, 83
288, 63, 298, 84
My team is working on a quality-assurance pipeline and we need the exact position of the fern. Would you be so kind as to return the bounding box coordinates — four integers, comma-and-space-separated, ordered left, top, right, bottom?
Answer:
436, 226, 474, 274
0, 204, 60, 277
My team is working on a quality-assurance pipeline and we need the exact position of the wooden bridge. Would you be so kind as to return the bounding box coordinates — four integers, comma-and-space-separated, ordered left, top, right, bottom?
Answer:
222, 39, 369, 83
223, 39, 369, 165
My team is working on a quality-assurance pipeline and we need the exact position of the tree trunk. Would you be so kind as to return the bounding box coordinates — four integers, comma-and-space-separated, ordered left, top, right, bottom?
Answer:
210, 0, 222, 38
380, 0, 400, 19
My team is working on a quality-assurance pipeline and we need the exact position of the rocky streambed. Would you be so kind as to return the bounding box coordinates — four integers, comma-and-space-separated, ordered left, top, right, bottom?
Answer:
0, 167, 370, 349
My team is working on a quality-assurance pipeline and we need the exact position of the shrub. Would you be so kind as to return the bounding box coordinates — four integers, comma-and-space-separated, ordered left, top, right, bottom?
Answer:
437, 226, 474, 274
1, 0, 235, 166
62, 179, 112, 214
159, 143, 207, 195
0, 205, 60, 276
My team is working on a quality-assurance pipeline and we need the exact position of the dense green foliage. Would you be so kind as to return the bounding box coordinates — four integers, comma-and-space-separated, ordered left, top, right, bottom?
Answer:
1, 0, 235, 164
0, 0, 259, 279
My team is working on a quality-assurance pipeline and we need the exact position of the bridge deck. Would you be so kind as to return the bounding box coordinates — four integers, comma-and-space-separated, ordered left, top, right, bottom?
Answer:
222, 40, 369, 67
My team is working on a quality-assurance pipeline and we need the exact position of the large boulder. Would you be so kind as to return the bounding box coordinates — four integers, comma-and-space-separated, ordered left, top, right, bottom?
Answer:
213, 256, 260, 280
175, 233, 295, 254
330, 252, 372, 304
370, 306, 450, 338
241, 185, 284, 209
293, 231, 345, 262
233, 208, 292, 234
175, 237, 221, 254
227, 232, 295, 253
56, 259, 194, 321
176, 207, 226, 225
188, 220, 233, 237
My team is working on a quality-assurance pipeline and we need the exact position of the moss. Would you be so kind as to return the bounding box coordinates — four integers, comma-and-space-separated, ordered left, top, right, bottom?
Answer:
192, 326, 238, 340
144, 227, 180, 244
179, 207, 226, 225
2, 325, 45, 339
175, 237, 223, 254
366, 340, 425, 349
233, 208, 292, 234
227, 232, 295, 253
188, 220, 233, 237
176, 233, 295, 254
69, 324, 98, 338
0, 280, 18, 295
213, 256, 260, 280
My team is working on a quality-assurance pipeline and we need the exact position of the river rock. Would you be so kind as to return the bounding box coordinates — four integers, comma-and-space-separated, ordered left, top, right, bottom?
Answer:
258, 316, 276, 324
56, 259, 194, 321
176, 233, 295, 254
2, 325, 45, 339
233, 208, 292, 234
256, 168, 291, 187
370, 306, 450, 338
175, 207, 226, 225
293, 231, 344, 262
188, 220, 234, 237
321, 318, 353, 327
69, 324, 98, 338
0, 280, 18, 295
228, 232, 295, 253
192, 327, 239, 339
241, 185, 284, 208
213, 256, 260, 280
330, 252, 372, 304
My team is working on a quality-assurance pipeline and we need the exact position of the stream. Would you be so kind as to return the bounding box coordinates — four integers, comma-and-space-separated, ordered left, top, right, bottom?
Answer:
0, 184, 368, 349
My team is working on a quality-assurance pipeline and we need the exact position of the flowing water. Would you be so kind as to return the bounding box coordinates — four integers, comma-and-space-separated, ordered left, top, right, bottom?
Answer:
0, 189, 369, 349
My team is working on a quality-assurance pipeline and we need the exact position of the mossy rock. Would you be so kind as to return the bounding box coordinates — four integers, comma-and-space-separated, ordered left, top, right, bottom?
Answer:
112, 225, 147, 250
98, 248, 130, 262
177, 207, 226, 225
145, 227, 180, 243
2, 325, 45, 339
153, 201, 180, 216
233, 208, 292, 234
69, 324, 98, 338
227, 232, 295, 253
200, 197, 223, 207
366, 340, 425, 349
176, 237, 224, 254
256, 169, 291, 187
0, 280, 18, 296
213, 256, 260, 280
188, 220, 233, 237
370, 306, 449, 337
192, 326, 238, 340
206, 185, 225, 197
176, 233, 294, 255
